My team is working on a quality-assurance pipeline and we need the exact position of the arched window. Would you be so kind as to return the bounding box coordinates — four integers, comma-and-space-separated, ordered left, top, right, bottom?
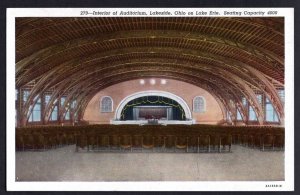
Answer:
265, 97, 279, 122
227, 110, 232, 122
60, 96, 70, 120
249, 106, 258, 121
50, 104, 58, 121
28, 97, 41, 122
237, 109, 243, 120
278, 89, 285, 103
101, 96, 113, 113
193, 96, 205, 113
23, 90, 30, 105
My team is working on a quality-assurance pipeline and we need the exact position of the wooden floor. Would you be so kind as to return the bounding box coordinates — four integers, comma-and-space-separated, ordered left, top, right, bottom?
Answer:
15, 145, 284, 181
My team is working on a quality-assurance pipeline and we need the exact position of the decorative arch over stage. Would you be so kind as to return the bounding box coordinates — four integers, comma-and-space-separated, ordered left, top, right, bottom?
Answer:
112, 90, 193, 125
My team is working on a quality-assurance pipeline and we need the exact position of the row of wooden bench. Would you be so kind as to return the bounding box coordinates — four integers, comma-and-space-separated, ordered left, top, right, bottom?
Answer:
16, 125, 284, 152
75, 134, 232, 153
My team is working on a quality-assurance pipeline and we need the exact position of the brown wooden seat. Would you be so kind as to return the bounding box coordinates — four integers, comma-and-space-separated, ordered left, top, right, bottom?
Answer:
153, 136, 164, 152
60, 132, 67, 144
23, 134, 35, 150
142, 136, 154, 149
198, 135, 210, 152
120, 135, 132, 150
241, 134, 248, 146
66, 133, 75, 145
231, 134, 239, 144
87, 135, 97, 150
219, 134, 231, 152
77, 133, 88, 149
154, 136, 164, 147
254, 133, 262, 149
209, 133, 221, 152
132, 135, 142, 147
247, 134, 255, 148
33, 133, 46, 150
42, 133, 52, 149
16, 134, 24, 150
237, 134, 242, 145
274, 134, 284, 150
188, 136, 198, 147
109, 135, 120, 147
54, 133, 63, 147
175, 136, 187, 149
187, 136, 198, 152
174, 136, 187, 152
15, 125, 285, 153
262, 134, 275, 151
98, 135, 109, 147
165, 136, 175, 152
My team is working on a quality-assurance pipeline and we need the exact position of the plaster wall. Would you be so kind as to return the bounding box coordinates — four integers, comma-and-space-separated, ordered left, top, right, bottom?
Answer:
83, 79, 224, 124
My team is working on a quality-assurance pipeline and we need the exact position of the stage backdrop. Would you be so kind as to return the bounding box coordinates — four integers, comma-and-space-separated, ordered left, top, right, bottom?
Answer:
121, 96, 183, 120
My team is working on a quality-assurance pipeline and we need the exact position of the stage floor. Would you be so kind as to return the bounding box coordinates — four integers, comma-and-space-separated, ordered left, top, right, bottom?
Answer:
110, 120, 194, 125
15, 145, 284, 181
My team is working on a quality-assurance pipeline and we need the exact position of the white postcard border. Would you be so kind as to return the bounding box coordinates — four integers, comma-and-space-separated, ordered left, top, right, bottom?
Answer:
6, 8, 294, 191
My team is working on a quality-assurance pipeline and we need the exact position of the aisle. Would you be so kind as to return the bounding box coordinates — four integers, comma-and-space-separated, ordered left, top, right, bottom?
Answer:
15, 145, 284, 181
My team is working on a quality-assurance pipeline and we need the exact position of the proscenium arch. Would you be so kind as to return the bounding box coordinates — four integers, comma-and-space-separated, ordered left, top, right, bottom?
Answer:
114, 91, 192, 121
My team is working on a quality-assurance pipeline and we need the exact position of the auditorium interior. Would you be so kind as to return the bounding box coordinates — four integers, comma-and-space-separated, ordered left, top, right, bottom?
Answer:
15, 17, 285, 181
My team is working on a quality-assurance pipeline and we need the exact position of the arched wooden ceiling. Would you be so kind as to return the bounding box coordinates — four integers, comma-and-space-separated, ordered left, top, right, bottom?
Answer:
15, 17, 284, 124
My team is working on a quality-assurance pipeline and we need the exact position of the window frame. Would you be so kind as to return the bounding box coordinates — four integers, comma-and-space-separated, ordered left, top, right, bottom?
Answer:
248, 106, 258, 121
28, 97, 41, 122
49, 104, 58, 121
193, 96, 206, 113
265, 97, 279, 122
100, 96, 113, 113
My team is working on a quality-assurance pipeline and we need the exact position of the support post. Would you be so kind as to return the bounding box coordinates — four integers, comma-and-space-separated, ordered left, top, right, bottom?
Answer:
197, 137, 199, 153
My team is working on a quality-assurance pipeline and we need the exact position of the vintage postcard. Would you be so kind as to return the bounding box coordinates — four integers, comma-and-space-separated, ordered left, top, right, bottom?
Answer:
7, 8, 294, 191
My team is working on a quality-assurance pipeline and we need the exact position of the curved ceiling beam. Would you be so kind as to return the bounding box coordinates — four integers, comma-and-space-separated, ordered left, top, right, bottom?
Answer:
20, 54, 278, 124
16, 17, 284, 126
16, 30, 283, 72
47, 62, 249, 106
42, 73, 232, 124
18, 47, 283, 121
16, 32, 283, 84
17, 45, 283, 89
26, 55, 258, 93
16, 17, 283, 41
16, 17, 283, 60
52, 65, 260, 123
41, 69, 239, 124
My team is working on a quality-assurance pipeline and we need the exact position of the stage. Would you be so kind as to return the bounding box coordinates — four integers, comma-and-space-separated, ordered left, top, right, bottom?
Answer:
112, 105, 193, 125
110, 119, 194, 125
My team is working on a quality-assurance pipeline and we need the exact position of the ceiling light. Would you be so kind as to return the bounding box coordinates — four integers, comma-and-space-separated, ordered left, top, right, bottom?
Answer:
139, 79, 145, 85
161, 79, 167, 85
150, 79, 156, 85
